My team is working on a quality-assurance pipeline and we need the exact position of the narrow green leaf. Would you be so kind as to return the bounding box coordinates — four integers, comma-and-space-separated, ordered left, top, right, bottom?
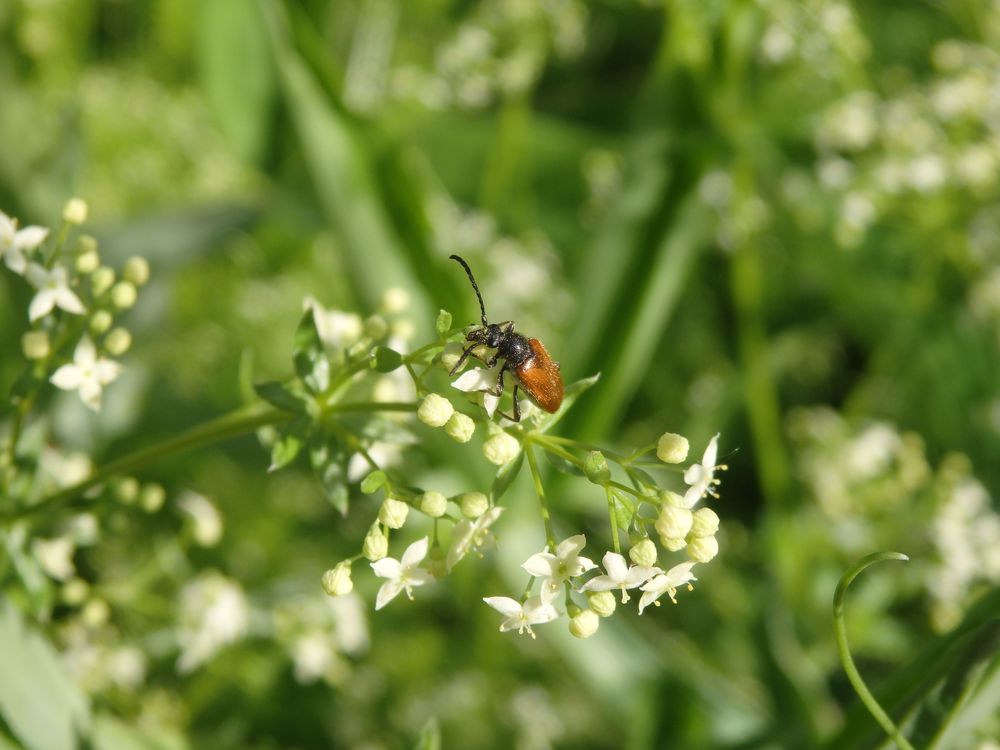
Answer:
268, 417, 309, 472
414, 717, 441, 750
360, 470, 387, 494
542, 449, 583, 477
0, 601, 90, 750
309, 435, 349, 515
491, 451, 524, 503
292, 309, 330, 394
253, 380, 308, 413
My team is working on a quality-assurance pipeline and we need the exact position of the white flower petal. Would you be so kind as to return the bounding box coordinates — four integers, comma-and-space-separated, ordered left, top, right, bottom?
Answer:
14, 225, 49, 252
483, 596, 522, 617
522, 551, 557, 578
28, 290, 55, 321
50, 364, 83, 390
602, 552, 628, 581
375, 579, 405, 610
400, 537, 429, 568
53, 287, 86, 316
371, 558, 402, 579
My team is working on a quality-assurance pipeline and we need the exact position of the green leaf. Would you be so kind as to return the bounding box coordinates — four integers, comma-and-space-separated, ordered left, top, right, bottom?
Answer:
253, 380, 309, 413
309, 436, 349, 515
370, 346, 403, 373
542, 449, 583, 477
535, 373, 601, 434
268, 417, 309, 472
293, 309, 331, 394
414, 718, 441, 750
491, 451, 524, 503
360, 470, 387, 494
0, 600, 90, 750
197, 0, 275, 163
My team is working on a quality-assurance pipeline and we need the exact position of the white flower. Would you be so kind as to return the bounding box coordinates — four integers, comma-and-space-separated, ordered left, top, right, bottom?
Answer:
304, 297, 362, 349
178, 491, 223, 546
522, 534, 597, 603
447, 506, 503, 570
483, 595, 558, 638
0, 210, 48, 274
371, 537, 434, 609
638, 561, 698, 614
682, 433, 723, 507
50, 336, 122, 411
452, 365, 503, 417
32, 537, 76, 581
579, 551, 660, 603
25, 263, 86, 321
176, 572, 249, 673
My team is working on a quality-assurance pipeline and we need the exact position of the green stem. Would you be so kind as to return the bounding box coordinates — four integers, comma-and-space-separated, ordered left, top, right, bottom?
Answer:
834, 551, 915, 750
524, 445, 556, 548
605, 485, 621, 554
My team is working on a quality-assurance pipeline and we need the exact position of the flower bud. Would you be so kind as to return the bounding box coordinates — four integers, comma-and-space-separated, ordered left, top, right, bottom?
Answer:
426, 544, 447, 580
363, 524, 388, 561
21, 330, 50, 360
390, 319, 415, 341
659, 534, 687, 552
690, 507, 720, 538
659, 489, 684, 507
140, 483, 166, 513
61, 577, 90, 606
380, 287, 409, 314
378, 497, 409, 529
89, 310, 113, 335
458, 491, 489, 519
419, 490, 448, 518
115, 477, 140, 504
122, 256, 150, 286
569, 608, 600, 639
104, 327, 131, 356
91, 267, 116, 296
655, 504, 693, 540
75, 247, 100, 275
584, 450, 611, 485
111, 281, 137, 310
483, 430, 520, 466
435, 309, 452, 336
417, 393, 454, 427
439, 342, 464, 372
63, 198, 88, 225
321, 563, 354, 596
628, 538, 658, 568
444, 412, 475, 443
686, 534, 719, 563
586, 590, 617, 617
81, 598, 110, 628
363, 314, 388, 340
657, 432, 690, 463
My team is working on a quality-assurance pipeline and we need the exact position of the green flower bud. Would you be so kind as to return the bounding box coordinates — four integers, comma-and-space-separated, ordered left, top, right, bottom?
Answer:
104, 327, 132, 356
444, 412, 475, 443
371, 345, 403, 373
91, 267, 115, 296
690, 507, 720, 538
115, 476, 140, 504
458, 491, 489, 519
483, 430, 520, 466
584, 450, 611, 485
63, 198, 88, 225
657, 432, 690, 463
628, 538, 658, 568
417, 393, 454, 427
686, 534, 719, 563
378, 497, 409, 529
21, 330, 50, 360
363, 524, 388, 561
61, 577, 90, 606
140, 483, 166, 513
75, 248, 100, 275
439, 342, 464, 372
569, 608, 600, 639
419, 490, 448, 518
426, 543, 447, 580
655, 504, 693, 540
123, 256, 150, 286
659, 489, 684, 507
364, 314, 388, 340
89, 310, 113, 335
110, 281, 137, 310
380, 287, 409, 314
587, 590, 617, 617
435, 309, 453, 336
390, 318, 415, 342
321, 562, 354, 596
81, 598, 110, 628
659, 534, 687, 552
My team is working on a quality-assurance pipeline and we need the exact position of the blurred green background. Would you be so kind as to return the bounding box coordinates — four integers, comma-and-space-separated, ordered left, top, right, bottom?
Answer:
2, 0, 1000, 748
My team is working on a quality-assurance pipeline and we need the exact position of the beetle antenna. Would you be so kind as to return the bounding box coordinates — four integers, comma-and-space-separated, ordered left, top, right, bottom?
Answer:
449, 254, 488, 327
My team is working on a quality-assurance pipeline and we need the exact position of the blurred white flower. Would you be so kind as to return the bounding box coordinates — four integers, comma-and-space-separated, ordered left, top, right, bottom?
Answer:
32, 537, 76, 581
682, 433, 722, 507
371, 537, 434, 610
483, 595, 558, 637
347, 441, 403, 483
0, 210, 48, 274
178, 491, 223, 546
50, 336, 122, 411
638, 561, 698, 614
304, 297, 362, 350
291, 632, 340, 684
521, 534, 596, 603
176, 572, 248, 673
26, 263, 86, 321
447, 506, 503, 570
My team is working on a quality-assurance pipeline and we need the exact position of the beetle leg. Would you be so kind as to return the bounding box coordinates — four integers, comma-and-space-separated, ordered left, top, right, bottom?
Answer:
451, 343, 487, 375
496, 383, 521, 423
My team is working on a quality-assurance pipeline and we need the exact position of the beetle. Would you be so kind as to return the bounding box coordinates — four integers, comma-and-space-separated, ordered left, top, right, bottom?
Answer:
448, 254, 563, 422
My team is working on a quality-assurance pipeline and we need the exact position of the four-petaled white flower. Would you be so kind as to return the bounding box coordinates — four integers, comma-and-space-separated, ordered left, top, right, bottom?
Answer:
447, 506, 503, 570
522, 534, 597, 603
371, 536, 434, 610
50, 336, 122, 411
483, 595, 559, 638
579, 551, 661, 603
0, 210, 48, 274
25, 263, 86, 321
452, 365, 503, 417
682, 433, 722, 507
638, 561, 698, 614
304, 296, 362, 349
